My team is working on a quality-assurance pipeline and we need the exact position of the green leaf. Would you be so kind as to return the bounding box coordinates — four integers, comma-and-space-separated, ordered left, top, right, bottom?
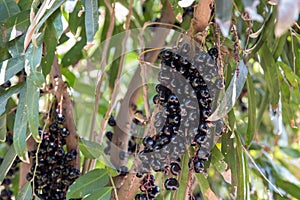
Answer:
41, 10, 63, 76
26, 79, 41, 142
174, 151, 189, 200
0, 114, 7, 142
194, 173, 210, 200
25, 38, 44, 87
85, 0, 99, 43
275, 179, 300, 199
259, 44, 280, 107
0, 82, 25, 116
67, 169, 109, 199
280, 147, 300, 158
7, 34, 25, 57
235, 132, 250, 200
0, 145, 17, 183
208, 61, 248, 121
13, 85, 28, 161
82, 187, 112, 200
0, 55, 25, 84
68, 1, 84, 34
61, 33, 86, 67
61, 68, 76, 87
273, 33, 288, 60
79, 138, 104, 159
245, 74, 256, 146
215, 0, 232, 37
0, 10, 30, 44
34, 0, 65, 34
16, 182, 32, 200
0, 0, 20, 21
211, 146, 227, 173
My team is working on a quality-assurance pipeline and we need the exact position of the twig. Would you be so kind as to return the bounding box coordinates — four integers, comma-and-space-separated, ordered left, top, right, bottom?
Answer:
112, 1, 175, 199
83, 0, 116, 174
215, 23, 224, 78
110, 175, 119, 200
241, 145, 283, 196
99, 0, 134, 144
89, 0, 116, 143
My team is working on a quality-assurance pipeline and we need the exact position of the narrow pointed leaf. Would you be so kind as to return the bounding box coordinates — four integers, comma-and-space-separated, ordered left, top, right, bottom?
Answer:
79, 138, 104, 159
194, 173, 210, 200
235, 132, 250, 200
0, 55, 25, 85
259, 44, 280, 107
0, 10, 30, 44
17, 182, 32, 200
13, 86, 28, 162
0, 145, 17, 183
83, 187, 112, 200
25, 39, 44, 87
174, 151, 189, 200
0, 114, 6, 141
211, 146, 227, 173
85, 0, 99, 43
208, 61, 248, 121
26, 79, 40, 142
0, 82, 25, 116
0, 0, 20, 21
246, 74, 256, 146
67, 169, 109, 199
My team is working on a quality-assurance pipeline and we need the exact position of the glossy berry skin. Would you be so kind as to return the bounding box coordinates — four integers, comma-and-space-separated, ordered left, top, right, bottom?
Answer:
170, 162, 181, 176
194, 160, 204, 173
208, 47, 218, 60
105, 131, 113, 141
118, 166, 129, 176
108, 115, 116, 126
165, 178, 179, 190
56, 113, 65, 124
148, 185, 160, 198
142, 136, 155, 150
135, 194, 147, 200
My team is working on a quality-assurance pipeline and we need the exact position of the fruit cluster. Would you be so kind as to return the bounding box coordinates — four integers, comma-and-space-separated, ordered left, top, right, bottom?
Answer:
27, 110, 80, 200
104, 114, 141, 176
0, 157, 20, 200
0, 130, 20, 200
135, 174, 160, 200
135, 42, 225, 195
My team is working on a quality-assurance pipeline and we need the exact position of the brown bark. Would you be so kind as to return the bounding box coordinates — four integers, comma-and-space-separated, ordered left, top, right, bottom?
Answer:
50, 56, 80, 169
188, 0, 214, 35
110, 1, 175, 199
19, 136, 35, 190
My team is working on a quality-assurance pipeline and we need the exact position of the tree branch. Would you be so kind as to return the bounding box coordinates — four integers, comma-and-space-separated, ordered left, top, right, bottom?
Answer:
111, 1, 175, 199
50, 56, 80, 169
188, 0, 214, 35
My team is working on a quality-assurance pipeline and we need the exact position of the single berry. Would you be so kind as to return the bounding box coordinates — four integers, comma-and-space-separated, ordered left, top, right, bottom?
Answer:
56, 113, 66, 124
194, 160, 204, 173
164, 178, 179, 190
105, 131, 113, 141
170, 162, 181, 176
108, 115, 116, 126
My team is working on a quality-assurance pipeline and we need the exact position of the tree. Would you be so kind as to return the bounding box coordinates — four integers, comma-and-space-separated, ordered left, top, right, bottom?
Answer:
0, 0, 300, 199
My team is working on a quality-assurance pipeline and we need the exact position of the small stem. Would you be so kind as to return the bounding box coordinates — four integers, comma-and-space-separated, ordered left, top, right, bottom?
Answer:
110, 175, 119, 200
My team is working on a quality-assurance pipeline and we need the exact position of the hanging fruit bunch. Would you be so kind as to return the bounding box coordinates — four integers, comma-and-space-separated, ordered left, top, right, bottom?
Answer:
131, 34, 226, 199
26, 107, 80, 200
